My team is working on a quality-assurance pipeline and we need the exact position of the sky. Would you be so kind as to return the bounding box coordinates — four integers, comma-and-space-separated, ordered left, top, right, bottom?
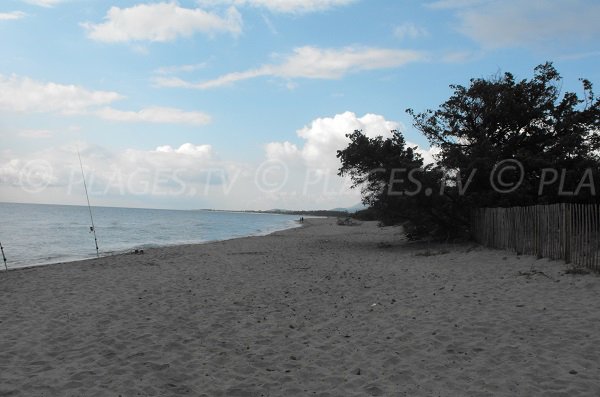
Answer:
0, 0, 599, 210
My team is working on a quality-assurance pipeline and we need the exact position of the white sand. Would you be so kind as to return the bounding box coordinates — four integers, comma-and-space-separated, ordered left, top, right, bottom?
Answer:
0, 218, 599, 396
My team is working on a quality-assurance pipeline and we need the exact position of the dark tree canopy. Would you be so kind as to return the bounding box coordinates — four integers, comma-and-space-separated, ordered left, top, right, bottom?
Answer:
338, 63, 600, 240
337, 131, 466, 239
407, 62, 600, 207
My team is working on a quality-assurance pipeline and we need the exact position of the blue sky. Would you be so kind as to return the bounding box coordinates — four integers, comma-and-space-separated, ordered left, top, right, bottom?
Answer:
1, 0, 599, 210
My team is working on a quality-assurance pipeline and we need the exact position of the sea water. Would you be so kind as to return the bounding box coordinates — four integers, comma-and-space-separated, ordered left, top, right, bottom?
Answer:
0, 202, 300, 269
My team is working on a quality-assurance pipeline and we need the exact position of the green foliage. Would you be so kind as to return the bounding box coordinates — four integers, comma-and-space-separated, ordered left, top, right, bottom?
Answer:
337, 63, 600, 240
407, 62, 600, 207
337, 130, 468, 240
351, 207, 380, 221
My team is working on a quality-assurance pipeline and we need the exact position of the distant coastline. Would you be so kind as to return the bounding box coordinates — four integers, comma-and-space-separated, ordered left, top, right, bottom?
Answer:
198, 208, 353, 218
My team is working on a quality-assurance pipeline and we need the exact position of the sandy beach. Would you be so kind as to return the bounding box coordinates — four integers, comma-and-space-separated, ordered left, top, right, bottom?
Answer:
1, 218, 599, 396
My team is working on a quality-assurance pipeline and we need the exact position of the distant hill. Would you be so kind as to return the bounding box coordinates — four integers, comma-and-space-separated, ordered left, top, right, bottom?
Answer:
329, 203, 367, 213
198, 203, 368, 217
260, 209, 350, 217
254, 204, 368, 218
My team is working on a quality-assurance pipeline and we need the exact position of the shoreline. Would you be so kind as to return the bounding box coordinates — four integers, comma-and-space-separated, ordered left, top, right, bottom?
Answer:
1, 218, 599, 396
1, 217, 304, 272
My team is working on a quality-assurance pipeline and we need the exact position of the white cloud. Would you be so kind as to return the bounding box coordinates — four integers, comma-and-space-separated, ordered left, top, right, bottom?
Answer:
96, 107, 212, 125
0, 11, 26, 20
264, 112, 396, 205
0, 113, 438, 210
262, 112, 440, 207
415, 145, 440, 165
156, 68, 268, 89
266, 111, 439, 168
274, 46, 424, 78
21, 0, 63, 7
155, 143, 214, 156
0, 159, 22, 186
155, 63, 208, 75
0, 74, 212, 126
0, 142, 249, 208
426, 0, 487, 9
0, 157, 59, 195
394, 23, 429, 40
272, 112, 399, 170
0, 74, 122, 114
198, 0, 356, 13
265, 141, 301, 161
0, 143, 214, 190
440, 0, 600, 49
155, 46, 426, 89
18, 129, 53, 139
82, 3, 242, 43
123, 144, 219, 180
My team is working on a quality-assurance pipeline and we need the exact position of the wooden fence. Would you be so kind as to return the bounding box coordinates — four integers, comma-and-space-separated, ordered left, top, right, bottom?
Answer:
471, 203, 600, 271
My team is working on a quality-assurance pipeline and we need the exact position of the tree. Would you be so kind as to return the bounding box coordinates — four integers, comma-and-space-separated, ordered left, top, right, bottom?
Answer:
407, 62, 600, 207
338, 63, 599, 240
337, 130, 467, 240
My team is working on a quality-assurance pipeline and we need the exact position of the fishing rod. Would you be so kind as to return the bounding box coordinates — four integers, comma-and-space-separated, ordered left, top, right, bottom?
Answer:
77, 150, 99, 258
0, 241, 7, 271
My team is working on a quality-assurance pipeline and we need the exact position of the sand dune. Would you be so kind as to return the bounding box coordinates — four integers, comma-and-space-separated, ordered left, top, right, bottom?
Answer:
1, 218, 599, 396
